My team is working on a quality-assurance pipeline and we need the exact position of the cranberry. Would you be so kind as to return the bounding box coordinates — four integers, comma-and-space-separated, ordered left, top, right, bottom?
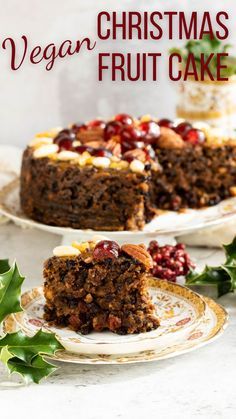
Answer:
93, 240, 120, 260
91, 148, 113, 158
123, 154, 135, 163
71, 123, 87, 134
147, 240, 195, 282
139, 121, 160, 144
174, 122, 192, 137
121, 140, 145, 153
114, 113, 133, 126
55, 137, 74, 151
104, 121, 123, 141
74, 145, 93, 154
87, 119, 106, 129
183, 129, 206, 145
121, 126, 142, 143
56, 129, 75, 139
158, 119, 174, 129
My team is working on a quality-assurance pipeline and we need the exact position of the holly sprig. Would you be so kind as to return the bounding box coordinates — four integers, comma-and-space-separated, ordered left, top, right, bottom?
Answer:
0, 259, 63, 384
186, 237, 236, 297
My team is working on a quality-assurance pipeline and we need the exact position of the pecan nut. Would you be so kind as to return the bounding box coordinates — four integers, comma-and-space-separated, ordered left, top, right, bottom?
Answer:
121, 244, 153, 270
77, 128, 104, 144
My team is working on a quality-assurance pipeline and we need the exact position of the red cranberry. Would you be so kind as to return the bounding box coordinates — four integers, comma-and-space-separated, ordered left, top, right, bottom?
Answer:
55, 137, 74, 151
174, 122, 192, 137
87, 119, 106, 129
121, 126, 142, 143
74, 145, 93, 154
93, 240, 120, 260
183, 129, 206, 145
121, 140, 145, 154
123, 154, 135, 163
114, 113, 133, 126
91, 148, 113, 158
57, 129, 75, 139
104, 121, 123, 141
147, 240, 195, 282
71, 123, 87, 134
158, 119, 174, 129
139, 121, 160, 144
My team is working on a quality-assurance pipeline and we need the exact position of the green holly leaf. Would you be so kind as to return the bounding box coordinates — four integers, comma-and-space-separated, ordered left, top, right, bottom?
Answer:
0, 330, 64, 384
0, 259, 10, 274
0, 261, 24, 323
186, 237, 236, 297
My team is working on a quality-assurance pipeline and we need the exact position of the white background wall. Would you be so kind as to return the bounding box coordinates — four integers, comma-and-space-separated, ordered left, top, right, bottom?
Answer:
0, 0, 235, 147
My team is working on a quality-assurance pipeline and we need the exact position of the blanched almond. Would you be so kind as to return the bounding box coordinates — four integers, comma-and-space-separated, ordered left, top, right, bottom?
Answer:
33, 144, 59, 158
29, 137, 53, 148
93, 157, 110, 169
129, 159, 145, 173
53, 246, 80, 257
57, 151, 79, 161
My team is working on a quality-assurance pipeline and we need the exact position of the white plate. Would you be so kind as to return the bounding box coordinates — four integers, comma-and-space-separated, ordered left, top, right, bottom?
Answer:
4, 280, 206, 355
1, 178, 236, 240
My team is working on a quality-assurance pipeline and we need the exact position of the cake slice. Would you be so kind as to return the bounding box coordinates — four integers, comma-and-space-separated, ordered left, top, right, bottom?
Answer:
43, 239, 159, 335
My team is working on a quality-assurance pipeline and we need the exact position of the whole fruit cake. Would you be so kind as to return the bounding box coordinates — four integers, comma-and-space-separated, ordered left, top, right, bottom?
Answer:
20, 114, 236, 230
43, 238, 159, 335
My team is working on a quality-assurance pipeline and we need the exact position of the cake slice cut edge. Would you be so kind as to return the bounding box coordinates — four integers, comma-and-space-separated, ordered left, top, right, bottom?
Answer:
43, 239, 160, 335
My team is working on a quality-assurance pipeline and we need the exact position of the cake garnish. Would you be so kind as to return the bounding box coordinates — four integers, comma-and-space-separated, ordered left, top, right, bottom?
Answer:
121, 244, 153, 270
33, 144, 59, 158
57, 150, 79, 161
29, 137, 53, 147
157, 127, 185, 149
129, 159, 145, 173
93, 240, 120, 260
44, 239, 159, 334
53, 245, 81, 257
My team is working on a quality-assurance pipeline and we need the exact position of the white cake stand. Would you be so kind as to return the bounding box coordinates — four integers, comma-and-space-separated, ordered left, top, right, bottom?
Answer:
1, 176, 236, 246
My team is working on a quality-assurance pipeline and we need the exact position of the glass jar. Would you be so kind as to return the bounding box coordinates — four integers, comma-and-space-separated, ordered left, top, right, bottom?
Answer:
176, 76, 236, 131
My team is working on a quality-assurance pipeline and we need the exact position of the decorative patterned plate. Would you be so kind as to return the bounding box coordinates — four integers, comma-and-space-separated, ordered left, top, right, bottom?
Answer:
3, 280, 206, 355
49, 297, 228, 364
1, 178, 236, 240
3, 291, 227, 364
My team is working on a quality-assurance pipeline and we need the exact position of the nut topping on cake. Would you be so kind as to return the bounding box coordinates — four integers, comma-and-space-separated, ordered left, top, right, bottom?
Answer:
33, 144, 59, 158
157, 127, 185, 149
121, 244, 153, 270
53, 245, 81, 257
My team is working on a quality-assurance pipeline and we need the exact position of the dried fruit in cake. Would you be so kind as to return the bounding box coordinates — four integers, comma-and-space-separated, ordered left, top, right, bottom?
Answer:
21, 114, 236, 232
43, 240, 160, 334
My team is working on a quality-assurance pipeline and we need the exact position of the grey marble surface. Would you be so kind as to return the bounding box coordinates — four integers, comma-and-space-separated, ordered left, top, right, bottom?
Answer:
0, 223, 236, 419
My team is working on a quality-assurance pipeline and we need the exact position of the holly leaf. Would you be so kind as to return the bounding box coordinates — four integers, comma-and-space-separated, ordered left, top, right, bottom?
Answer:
0, 259, 10, 274
0, 330, 64, 384
186, 237, 236, 297
0, 261, 24, 323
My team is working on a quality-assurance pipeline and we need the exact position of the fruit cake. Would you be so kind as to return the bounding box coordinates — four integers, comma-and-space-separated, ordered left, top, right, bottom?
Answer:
20, 114, 236, 231
43, 238, 160, 335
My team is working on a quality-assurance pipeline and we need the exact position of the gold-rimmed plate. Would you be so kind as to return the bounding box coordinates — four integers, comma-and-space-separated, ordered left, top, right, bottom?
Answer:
3, 280, 207, 356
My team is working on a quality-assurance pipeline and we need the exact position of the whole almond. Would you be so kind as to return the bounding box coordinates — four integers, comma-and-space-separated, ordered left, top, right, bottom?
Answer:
158, 127, 185, 149
121, 244, 153, 270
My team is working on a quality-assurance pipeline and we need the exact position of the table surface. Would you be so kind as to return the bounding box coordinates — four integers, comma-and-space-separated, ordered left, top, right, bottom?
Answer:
0, 223, 235, 419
